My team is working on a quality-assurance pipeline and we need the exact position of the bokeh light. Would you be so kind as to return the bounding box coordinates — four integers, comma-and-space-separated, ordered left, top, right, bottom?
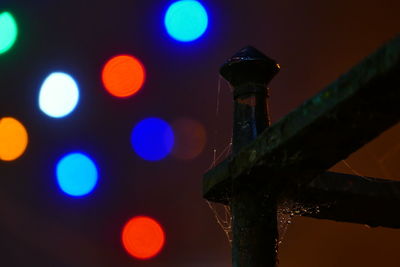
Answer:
0, 12, 18, 54
164, 0, 208, 42
131, 118, 174, 161
122, 216, 165, 260
102, 55, 146, 98
38, 72, 80, 118
56, 152, 98, 197
0, 117, 28, 161
171, 118, 206, 160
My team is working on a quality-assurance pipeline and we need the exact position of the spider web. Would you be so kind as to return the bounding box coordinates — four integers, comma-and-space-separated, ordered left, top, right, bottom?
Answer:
205, 77, 400, 246
277, 123, 400, 245
206, 76, 233, 245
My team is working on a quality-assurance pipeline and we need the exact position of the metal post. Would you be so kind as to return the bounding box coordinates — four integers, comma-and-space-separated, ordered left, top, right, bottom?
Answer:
220, 46, 280, 267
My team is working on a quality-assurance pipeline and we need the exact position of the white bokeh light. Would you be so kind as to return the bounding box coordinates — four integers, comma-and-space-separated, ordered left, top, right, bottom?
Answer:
38, 72, 79, 118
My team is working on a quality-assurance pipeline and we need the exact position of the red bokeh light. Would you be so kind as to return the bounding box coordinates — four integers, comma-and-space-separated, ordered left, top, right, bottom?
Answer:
122, 216, 165, 260
102, 55, 145, 98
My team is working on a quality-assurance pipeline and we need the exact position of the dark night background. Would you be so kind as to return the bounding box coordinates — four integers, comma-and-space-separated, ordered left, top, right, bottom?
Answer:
1, 0, 400, 266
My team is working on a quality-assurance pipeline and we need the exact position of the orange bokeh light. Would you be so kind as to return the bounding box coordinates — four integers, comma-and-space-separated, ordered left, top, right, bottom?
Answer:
172, 118, 206, 160
0, 117, 28, 161
122, 216, 165, 260
102, 55, 146, 98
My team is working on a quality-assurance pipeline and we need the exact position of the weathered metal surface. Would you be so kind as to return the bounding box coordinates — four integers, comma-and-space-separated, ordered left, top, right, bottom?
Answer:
223, 46, 279, 153
232, 180, 278, 267
220, 45, 280, 89
299, 172, 400, 228
204, 159, 231, 204
204, 34, 400, 203
222, 46, 280, 267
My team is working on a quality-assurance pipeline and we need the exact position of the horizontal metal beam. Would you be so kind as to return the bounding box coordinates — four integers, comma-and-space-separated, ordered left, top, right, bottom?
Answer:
298, 172, 400, 228
204, 159, 231, 204
205, 170, 400, 228
204, 34, 400, 203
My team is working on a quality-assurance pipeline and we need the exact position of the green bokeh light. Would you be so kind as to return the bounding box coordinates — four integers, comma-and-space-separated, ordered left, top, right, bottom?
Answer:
0, 12, 18, 54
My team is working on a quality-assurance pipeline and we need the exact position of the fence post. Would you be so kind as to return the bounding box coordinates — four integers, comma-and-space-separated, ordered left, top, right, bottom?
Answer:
220, 46, 280, 267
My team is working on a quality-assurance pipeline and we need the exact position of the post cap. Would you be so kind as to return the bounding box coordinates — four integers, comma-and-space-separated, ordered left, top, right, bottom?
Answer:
220, 46, 280, 87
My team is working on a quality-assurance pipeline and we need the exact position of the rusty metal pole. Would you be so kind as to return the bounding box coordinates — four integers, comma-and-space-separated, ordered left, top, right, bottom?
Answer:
220, 46, 280, 267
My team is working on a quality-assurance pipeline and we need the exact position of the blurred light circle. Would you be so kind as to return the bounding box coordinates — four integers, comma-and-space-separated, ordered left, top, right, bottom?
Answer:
0, 117, 28, 161
131, 118, 174, 161
102, 55, 146, 98
0, 12, 18, 54
38, 72, 79, 118
171, 118, 206, 160
56, 152, 98, 197
122, 216, 165, 260
164, 0, 208, 42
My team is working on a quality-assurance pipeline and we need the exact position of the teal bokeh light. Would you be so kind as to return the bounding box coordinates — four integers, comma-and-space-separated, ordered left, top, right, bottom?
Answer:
164, 0, 208, 42
56, 152, 98, 197
0, 11, 18, 54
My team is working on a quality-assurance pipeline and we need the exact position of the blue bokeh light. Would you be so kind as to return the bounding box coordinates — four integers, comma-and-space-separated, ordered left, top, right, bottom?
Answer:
56, 152, 98, 197
131, 118, 174, 161
164, 0, 208, 42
